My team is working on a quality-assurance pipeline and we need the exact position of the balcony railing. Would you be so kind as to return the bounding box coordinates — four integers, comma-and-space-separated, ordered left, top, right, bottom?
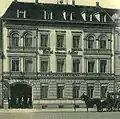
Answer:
3, 72, 115, 80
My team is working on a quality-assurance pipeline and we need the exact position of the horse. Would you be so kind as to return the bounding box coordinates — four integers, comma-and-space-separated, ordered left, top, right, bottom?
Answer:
80, 93, 102, 112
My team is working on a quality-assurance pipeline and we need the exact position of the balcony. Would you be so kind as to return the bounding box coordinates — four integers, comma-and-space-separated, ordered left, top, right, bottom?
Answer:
38, 47, 53, 55
84, 48, 112, 55
3, 72, 115, 80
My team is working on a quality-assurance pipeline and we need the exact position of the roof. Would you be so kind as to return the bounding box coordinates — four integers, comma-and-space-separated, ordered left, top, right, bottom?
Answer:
1, 1, 119, 23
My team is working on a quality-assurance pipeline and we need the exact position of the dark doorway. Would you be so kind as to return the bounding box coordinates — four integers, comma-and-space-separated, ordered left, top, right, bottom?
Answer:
9, 83, 32, 108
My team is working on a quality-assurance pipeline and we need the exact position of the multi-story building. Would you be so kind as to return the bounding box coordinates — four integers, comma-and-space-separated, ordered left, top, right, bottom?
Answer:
0, 0, 119, 108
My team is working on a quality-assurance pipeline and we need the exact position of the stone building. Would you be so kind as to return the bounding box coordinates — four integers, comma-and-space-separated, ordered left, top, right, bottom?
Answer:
0, 0, 119, 108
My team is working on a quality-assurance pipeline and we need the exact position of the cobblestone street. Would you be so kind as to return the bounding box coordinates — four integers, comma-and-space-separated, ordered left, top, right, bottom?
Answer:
0, 109, 120, 119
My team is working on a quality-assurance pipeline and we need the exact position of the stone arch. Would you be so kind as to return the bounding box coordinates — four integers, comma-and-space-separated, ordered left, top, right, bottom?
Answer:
22, 31, 33, 38
98, 34, 109, 40
85, 33, 96, 40
8, 30, 20, 37
9, 81, 33, 108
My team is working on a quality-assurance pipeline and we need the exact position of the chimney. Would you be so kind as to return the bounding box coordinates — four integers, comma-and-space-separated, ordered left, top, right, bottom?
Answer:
72, 0, 75, 5
35, 0, 38, 4
14, 0, 17, 2
60, 0, 63, 4
96, 2, 100, 7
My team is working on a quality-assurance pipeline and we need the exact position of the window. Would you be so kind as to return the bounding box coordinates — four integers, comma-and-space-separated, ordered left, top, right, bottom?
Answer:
41, 84, 48, 99
24, 33, 32, 47
56, 35, 65, 48
100, 40, 106, 48
87, 85, 94, 98
73, 36, 80, 48
57, 85, 64, 99
11, 33, 19, 47
88, 61, 94, 72
73, 85, 80, 98
44, 11, 52, 20
100, 60, 107, 72
24, 58, 33, 72
11, 58, 19, 71
101, 85, 107, 99
88, 36, 94, 48
100, 36, 107, 49
40, 34, 48, 47
41, 61, 48, 72
57, 59, 64, 72
73, 59, 80, 72
17, 9, 26, 18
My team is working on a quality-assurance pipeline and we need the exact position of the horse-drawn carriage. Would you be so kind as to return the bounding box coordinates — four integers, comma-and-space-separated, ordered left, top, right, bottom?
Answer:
80, 92, 120, 112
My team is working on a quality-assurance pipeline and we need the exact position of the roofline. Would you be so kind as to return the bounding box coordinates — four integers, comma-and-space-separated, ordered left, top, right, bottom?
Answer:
1, 17, 115, 26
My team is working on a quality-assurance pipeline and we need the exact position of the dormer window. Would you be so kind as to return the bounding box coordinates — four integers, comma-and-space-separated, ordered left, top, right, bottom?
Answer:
81, 11, 86, 21
17, 9, 26, 18
63, 11, 73, 20
44, 11, 53, 20
94, 12, 100, 21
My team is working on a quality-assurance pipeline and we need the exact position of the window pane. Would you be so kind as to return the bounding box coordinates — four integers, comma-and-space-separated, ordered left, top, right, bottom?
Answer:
73, 86, 80, 98
73, 36, 80, 48
57, 35, 64, 48
88, 61, 94, 72
57, 60, 64, 72
12, 59, 19, 71
24, 34, 32, 47
87, 86, 94, 98
41, 86, 48, 99
41, 61, 48, 72
100, 40, 106, 48
88, 36, 94, 48
57, 86, 64, 99
101, 86, 107, 99
100, 60, 107, 72
11, 33, 19, 47
25, 59, 33, 72
40, 35, 48, 47
73, 60, 80, 72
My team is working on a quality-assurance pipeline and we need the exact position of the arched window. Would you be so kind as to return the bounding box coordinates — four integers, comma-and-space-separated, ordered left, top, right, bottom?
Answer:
24, 33, 32, 47
87, 36, 94, 48
10, 33, 19, 47
99, 35, 107, 49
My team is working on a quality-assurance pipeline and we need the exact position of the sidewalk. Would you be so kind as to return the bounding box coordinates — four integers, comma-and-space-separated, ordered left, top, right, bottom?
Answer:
0, 108, 98, 113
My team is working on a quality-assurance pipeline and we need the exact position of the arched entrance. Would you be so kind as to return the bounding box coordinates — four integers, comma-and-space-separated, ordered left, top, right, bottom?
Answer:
9, 83, 32, 108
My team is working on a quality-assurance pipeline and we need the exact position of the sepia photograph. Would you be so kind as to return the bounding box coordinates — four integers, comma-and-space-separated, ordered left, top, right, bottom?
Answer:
0, 0, 120, 119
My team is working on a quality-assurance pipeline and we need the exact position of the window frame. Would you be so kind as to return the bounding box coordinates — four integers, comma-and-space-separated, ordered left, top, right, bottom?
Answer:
24, 58, 33, 72
57, 84, 64, 99
87, 84, 94, 98
41, 84, 48, 99
11, 57, 20, 72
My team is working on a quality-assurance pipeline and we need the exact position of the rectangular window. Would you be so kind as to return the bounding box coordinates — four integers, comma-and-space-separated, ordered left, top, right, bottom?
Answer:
88, 61, 94, 72
57, 85, 64, 99
12, 37, 19, 47
56, 35, 65, 48
24, 58, 33, 72
11, 58, 19, 71
40, 34, 48, 47
101, 85, 107, 99
73, 85, 80, 98
100, 40, 106, 48
100, 60, 107, 72
41, 61, 48, 72
41, 84, 48, 99
73, 36, 80, 48
25, 36, 32, 47
57, 60, 64, 72
73, 59, 80, 72
87, 85, 94, 98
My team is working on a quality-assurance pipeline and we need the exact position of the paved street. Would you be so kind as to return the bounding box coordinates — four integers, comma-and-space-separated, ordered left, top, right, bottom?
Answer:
0, 109, 120, 119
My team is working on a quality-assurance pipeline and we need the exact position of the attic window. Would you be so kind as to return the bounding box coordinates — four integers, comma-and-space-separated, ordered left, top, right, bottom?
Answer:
63, 11, 73, 20
17, 9, 26, 18
44, 11, 53, 20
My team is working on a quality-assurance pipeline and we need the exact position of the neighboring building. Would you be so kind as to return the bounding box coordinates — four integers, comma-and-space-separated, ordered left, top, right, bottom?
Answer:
0, 0, 119, 108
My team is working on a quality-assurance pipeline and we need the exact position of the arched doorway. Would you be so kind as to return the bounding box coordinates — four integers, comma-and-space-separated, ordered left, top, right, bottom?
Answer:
9, 83, 32, 108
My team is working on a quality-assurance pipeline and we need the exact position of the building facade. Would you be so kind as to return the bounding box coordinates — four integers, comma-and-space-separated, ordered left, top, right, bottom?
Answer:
0, 0, 119, 108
